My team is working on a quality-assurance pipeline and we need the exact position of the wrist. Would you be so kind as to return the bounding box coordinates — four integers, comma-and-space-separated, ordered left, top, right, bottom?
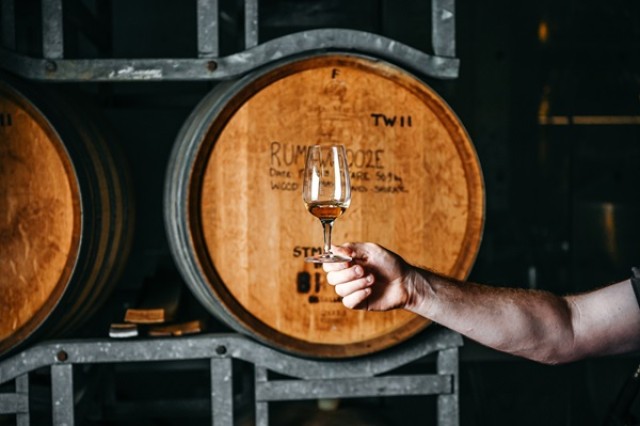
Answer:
403, 267, 436, 318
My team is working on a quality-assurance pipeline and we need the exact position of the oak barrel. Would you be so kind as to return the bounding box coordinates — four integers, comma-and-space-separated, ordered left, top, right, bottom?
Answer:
165, 53, 484, 358
0, 75, 133, 357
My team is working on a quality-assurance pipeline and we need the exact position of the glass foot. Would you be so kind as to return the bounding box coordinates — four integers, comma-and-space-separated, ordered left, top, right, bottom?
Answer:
304, 253, 352, 263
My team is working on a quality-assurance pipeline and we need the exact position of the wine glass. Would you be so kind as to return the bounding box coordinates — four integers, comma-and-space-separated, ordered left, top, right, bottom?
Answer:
302, 144, 352, 263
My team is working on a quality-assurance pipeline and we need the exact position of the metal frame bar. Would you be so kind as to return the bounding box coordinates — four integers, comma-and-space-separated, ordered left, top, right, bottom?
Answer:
244, 0, 259, 49
41, 0, 64, 59
197, 0, 219, 58
0, 328, 460, 382
210, 358, 233, 426
255, 367, 270, 426
254, 375, 452, 401
51, 364, 74, 426
0, 29, 459, 81
0, 392, 28, 414
15, 374, 29, 426
0, 0, 459, 81
432, 0, 456, 57
0, 328, 463, 425
437, 348, 459, 426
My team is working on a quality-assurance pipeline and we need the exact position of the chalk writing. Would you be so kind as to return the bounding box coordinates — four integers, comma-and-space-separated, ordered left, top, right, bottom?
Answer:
297, 272, 311, 293
320, 309, 347, 318
270, 181, 298, 191
269, 142, 408, 194
271, 141, 307, 167
373, 185, 408, 193
376, 171, 403, 183
347, 148, 384, 169
371, 113, 412, 127
350, 171, 370, 181
270, 141, 385, 170
308, 295, 342, 304
293, 246, 324, 258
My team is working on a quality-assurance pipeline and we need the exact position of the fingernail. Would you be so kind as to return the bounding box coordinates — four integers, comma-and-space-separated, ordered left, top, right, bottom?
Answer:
354, 266, 363, 276
366, 275, 373, 284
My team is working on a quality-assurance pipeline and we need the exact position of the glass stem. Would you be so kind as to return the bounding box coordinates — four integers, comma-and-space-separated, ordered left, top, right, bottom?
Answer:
321, 220, 334, 255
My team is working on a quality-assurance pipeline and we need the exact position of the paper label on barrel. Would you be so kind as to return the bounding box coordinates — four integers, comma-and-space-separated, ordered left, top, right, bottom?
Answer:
198, 56, 484, 348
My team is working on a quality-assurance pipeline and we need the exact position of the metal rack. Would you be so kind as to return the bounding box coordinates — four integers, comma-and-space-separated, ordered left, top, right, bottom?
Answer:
0, 0, 458, 82
0, 0, 463, 424
0, 327, 463, 425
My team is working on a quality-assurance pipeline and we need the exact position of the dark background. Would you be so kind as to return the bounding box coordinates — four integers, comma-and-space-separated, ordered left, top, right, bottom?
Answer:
2, 0, 640, 424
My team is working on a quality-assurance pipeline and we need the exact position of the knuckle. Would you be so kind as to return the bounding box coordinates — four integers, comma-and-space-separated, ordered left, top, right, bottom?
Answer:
323, 263, 341, 273
350, 265, 363, 280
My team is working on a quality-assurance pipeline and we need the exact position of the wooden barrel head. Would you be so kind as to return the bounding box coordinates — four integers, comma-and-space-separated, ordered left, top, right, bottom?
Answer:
182, 53, 484, 357
0, 76, 131, 358
0, 83, 81, 345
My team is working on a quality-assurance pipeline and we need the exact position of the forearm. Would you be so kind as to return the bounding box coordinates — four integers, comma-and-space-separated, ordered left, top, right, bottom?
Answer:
326, 242, 640, 363
406, 268, 578, 364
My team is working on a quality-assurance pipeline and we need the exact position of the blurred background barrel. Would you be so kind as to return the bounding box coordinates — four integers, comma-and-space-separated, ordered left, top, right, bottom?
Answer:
165, 53, 485, 358
0, 74, 133, 358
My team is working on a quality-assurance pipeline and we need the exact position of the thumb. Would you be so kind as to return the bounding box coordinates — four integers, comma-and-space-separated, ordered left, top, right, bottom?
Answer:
336, 242, 372, 261
330, 243, 353, 258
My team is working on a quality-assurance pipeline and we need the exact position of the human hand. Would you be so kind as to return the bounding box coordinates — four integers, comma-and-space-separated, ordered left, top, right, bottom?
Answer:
323, 242, 416, 311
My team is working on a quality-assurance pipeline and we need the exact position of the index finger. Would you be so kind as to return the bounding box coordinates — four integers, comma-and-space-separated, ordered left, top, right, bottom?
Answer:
322, 259, 350, 272
322, 245, 354, 272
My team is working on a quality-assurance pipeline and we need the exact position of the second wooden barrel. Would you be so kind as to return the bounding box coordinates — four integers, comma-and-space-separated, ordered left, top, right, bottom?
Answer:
0, 75, 133, 357
165, 53, 484, 358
